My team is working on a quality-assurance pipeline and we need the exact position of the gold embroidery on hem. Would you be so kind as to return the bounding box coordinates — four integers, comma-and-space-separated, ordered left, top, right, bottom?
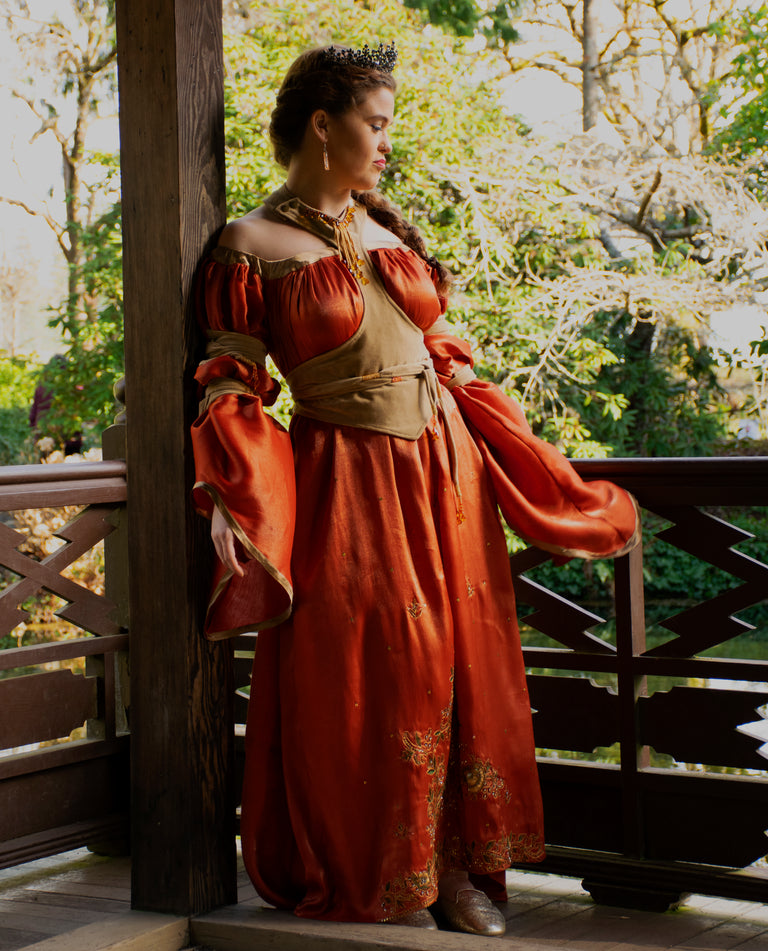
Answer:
443, 832, 546, 873
462, 756, 512, 804
379, 858, 439, 918
400, 702, 452, 843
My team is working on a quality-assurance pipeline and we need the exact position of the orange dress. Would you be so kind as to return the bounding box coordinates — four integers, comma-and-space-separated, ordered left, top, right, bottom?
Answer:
191, 195, 638, 922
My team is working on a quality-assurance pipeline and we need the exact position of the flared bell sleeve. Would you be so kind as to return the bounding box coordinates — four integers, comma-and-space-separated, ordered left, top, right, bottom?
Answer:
191, 253, 296, 640
424, 324, 640, 560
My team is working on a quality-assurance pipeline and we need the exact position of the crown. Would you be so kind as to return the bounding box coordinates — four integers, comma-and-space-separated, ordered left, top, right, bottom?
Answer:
322, 42, 398, 73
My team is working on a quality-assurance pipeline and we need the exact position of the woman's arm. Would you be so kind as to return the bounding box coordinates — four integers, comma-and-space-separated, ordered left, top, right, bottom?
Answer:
211, 505, 245, 578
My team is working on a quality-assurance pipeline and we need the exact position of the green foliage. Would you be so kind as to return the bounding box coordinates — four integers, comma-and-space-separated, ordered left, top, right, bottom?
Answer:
401, 0, 520, 46
45, 200, 124, 449
711, 4, 768, 195
2, 1, 121, 451
575, 311, 728, 457
0, 353, 40, 465
224, 3, 621, 451
222, 0, 737, 457
224, 0, 516, 221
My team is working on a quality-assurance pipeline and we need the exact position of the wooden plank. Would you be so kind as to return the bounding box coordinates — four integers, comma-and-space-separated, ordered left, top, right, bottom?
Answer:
2, 889, 129, 914
0, 897, 116, 928
0, 669, 97, 750
0, 736, 128, 781
0, 906, 76, 936
529, 675, 619, 753
522, 647, 768, 682
115, 0, 235, 917
572, 457, 768, 505
24, 878, 130, 901
0, 634, 129, 673
0, 481, 127, 511
0, 463, 127, 485
0, 756, 129, 842
0, 815, 128, 870
675, 920, 768, 949
3, 849, 768, 951
641, 771, 768, 867
191, 904, 542, 951
511, 547, 614, 654
640, 685, 768, 770
501, 896, 592, 938
535, 760, 625, 855
0, 925, 43, 950
521, 845, 768, 905
19, 913, 188, 951
535, 759, 768, 876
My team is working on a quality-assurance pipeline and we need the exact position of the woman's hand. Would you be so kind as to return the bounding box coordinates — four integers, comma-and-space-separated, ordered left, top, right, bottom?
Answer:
211, 505, 245, 578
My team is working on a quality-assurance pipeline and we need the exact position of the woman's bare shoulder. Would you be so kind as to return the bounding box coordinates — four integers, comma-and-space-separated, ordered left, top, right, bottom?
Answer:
217, 208, 274, 257
218, 206, 327, 261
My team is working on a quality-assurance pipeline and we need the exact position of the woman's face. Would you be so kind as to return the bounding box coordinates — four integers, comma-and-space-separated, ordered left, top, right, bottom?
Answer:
323, 86, 395, 192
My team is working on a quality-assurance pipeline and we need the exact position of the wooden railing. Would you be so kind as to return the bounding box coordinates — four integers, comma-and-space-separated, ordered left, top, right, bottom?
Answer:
0, 460, 129, 868
1, 455, 766, 912
512, 457, 768, 909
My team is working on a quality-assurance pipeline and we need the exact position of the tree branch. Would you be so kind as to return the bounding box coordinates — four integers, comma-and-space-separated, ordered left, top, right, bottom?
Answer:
0, 196, 70, 259
12, 90, 70, 151
636, 166, 663, 228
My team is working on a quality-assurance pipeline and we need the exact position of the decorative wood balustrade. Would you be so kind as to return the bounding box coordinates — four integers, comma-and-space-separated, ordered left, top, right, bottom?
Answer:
513, 458, 768, 909
0, 460, 129, 869
0, 455, 766, 912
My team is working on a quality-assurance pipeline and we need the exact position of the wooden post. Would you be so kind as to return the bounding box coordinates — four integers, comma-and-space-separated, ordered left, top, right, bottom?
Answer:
115, 0, 235, 915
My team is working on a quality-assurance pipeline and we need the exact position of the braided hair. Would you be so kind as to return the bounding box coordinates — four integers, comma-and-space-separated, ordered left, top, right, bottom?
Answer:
353, 189, 452, 296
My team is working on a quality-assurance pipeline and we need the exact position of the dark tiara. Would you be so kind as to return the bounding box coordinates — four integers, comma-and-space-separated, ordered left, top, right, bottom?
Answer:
322, 42, 397, 73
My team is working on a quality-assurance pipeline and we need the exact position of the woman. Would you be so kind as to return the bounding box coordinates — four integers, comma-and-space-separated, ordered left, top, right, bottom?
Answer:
192, 42, 638, 936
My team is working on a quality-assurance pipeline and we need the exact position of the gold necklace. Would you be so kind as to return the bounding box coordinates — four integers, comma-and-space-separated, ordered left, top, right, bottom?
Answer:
298, 204, 369, 285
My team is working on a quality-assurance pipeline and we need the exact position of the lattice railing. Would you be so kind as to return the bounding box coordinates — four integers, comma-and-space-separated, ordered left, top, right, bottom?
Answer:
0, 461, 129, 868
2, 453, 766, 909
513, 457, 768, 909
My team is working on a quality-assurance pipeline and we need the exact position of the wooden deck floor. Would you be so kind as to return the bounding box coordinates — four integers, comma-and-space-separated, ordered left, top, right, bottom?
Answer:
1, 849, 767, 951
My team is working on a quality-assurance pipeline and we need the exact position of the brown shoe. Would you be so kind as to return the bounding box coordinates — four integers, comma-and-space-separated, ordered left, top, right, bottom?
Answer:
438, 887, 506, 936
387, 907, 438, 929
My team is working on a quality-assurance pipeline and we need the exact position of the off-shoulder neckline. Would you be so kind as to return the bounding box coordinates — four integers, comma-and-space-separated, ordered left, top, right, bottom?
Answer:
213, 240, 409, 267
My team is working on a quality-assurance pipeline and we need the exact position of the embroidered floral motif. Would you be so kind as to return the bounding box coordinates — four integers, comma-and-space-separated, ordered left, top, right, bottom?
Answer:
442, 831, 546, 873
380, 857, 438, 918
462, 756, 512, 804
467, 832, 546, 870
400, 703, 451, 769
400, 702, 452, 843
407, 597, 426, 619
465, 577, 475, 598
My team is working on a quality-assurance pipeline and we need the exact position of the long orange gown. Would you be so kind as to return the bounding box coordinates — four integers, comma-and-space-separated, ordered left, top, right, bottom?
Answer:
191, 198, 638, 923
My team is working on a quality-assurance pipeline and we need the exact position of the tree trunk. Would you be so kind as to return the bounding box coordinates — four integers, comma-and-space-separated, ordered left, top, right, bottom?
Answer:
582, 0, 598, 131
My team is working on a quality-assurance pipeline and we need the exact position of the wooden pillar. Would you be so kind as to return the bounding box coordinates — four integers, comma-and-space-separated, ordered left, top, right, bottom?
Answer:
115, 0, 235, 915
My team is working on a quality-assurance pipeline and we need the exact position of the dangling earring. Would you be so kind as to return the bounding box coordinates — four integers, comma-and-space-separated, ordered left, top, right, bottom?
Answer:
323, 141, 330, 172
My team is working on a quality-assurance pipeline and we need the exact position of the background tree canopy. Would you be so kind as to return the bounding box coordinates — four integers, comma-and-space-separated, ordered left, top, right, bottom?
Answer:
222, 0, 765, 456
0, 0, 122, 455
2, 0, 768, 461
